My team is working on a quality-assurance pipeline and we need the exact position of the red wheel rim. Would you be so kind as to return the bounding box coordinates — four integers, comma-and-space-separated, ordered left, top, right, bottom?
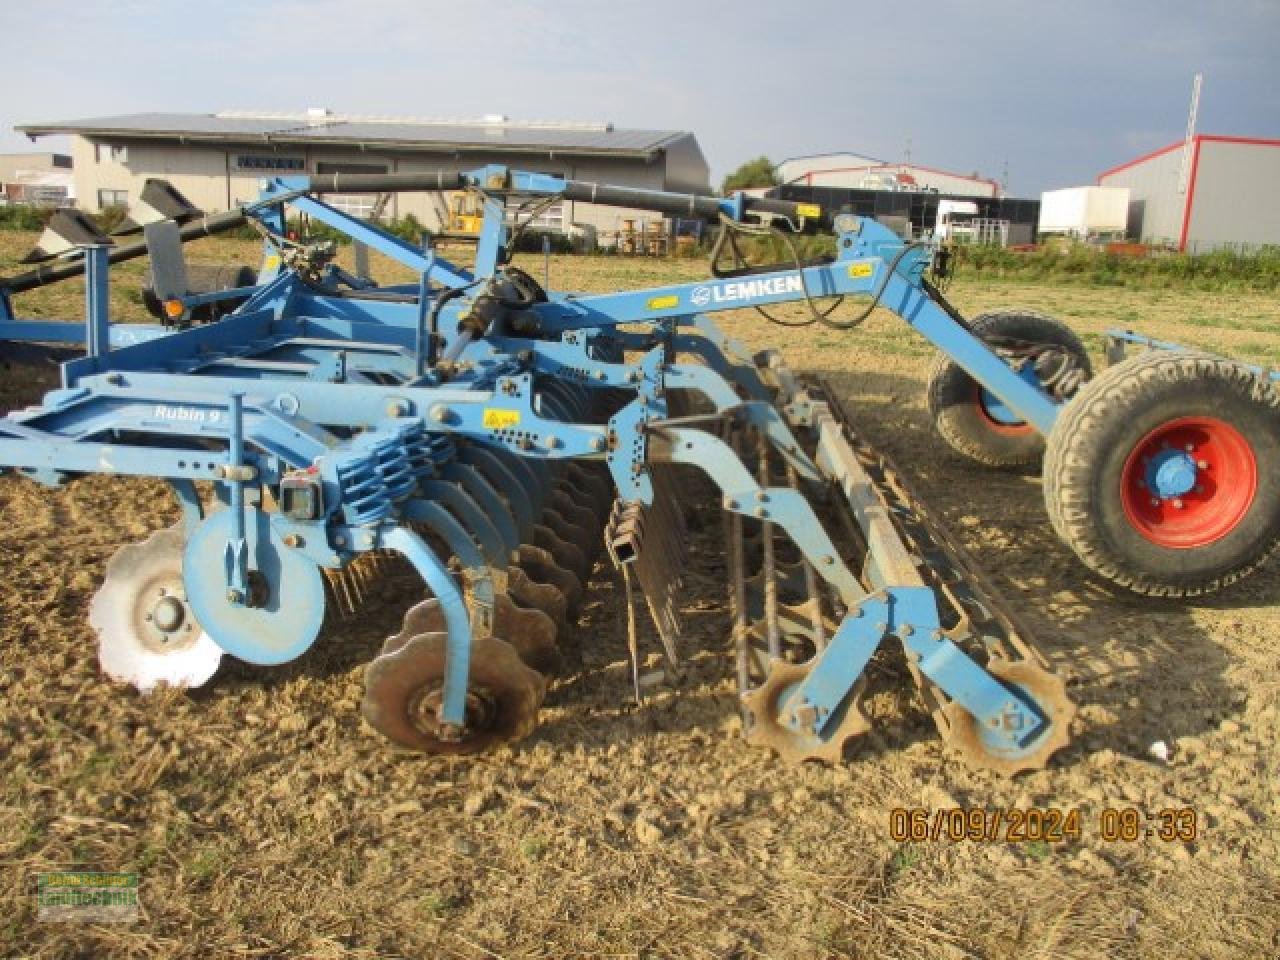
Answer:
971, 383, 1035, 437
1120, 417, 1257, 548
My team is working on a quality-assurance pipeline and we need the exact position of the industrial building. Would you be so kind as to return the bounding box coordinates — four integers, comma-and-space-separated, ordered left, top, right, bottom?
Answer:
0, 152, 74, 206
777, 151, 1002, 199
15, 110, 710, 234
1097, 135, 1280, 252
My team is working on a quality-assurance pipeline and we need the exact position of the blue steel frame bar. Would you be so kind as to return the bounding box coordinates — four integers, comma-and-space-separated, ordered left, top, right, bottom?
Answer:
1105, 328, 1280, 382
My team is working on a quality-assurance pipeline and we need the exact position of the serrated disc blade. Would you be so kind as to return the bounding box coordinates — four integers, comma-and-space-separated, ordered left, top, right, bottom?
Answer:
89, 525, 223, 693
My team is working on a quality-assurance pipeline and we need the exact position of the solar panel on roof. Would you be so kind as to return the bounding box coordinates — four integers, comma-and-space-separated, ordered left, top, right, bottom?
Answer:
15, 113, 686, 153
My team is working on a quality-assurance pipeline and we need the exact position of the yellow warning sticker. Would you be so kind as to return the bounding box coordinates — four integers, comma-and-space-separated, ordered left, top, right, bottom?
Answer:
795, 203, 822, 219
848, 261, 875, 279
647, 294, 680, 311
482, 408, 521, 429
263, 255, 281, 271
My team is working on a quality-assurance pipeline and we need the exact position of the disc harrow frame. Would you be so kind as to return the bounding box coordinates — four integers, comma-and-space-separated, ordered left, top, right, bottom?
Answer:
0, 166, 1079, 772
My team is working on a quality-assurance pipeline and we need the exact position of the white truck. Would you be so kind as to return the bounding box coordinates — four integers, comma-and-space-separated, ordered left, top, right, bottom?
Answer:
1037, 186, 1130, 240
934, 199, 980, 243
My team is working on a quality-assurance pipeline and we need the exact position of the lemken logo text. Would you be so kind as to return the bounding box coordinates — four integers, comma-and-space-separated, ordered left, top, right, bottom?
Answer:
690, 275, 803, 308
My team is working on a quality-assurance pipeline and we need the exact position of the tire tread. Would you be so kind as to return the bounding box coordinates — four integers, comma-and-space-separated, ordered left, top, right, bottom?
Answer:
1043, 349, 1280, 597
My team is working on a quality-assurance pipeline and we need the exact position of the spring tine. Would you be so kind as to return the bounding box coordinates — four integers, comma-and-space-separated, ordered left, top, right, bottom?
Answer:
323, 569, 354, 619
347, 563, 368, 609
787, 463, 827, 651
603, 483, 683, 671
336, 568, 359, 616
620, 563, 643, 704
757, 433, 781, 662
722, 420, 752, 698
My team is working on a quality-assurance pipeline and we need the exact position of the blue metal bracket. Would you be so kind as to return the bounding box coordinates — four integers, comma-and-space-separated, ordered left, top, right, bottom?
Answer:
381, 525, 471, 728
654, 424, 865, 604
83, 245, 111, 366
222, 393, 251, 604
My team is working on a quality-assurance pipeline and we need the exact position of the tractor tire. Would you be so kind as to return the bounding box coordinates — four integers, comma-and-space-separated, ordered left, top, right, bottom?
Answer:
927, 310, 1090, 469
1043, 349, 1280, 597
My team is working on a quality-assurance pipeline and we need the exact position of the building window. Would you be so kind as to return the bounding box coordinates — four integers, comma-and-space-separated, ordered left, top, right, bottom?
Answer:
511, 170, 565, 231
326, 194, 382, 218
521, 202, 565, 231
94, 144, 128, 165
97, 188, 128, 208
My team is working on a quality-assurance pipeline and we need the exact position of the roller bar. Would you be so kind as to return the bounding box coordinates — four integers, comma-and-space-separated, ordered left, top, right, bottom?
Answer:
2, 209, 249, 294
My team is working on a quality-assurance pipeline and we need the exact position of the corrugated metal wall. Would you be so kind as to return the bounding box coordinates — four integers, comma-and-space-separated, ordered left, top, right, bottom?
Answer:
1186, 140, 1280, 252
1099, 145, 1187, 247
1100, 138, 1280, 251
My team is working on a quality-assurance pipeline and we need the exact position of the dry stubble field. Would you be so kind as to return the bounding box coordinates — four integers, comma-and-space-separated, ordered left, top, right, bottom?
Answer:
0, 231, 1278, 959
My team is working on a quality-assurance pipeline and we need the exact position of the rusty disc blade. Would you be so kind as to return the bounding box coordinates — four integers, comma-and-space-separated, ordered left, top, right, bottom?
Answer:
741, 658, 869, 764
495, 595, 561, 675
385, 597, 559, 676
942, 659, 1075, 776
362, 633, 545, 754
517, 545, 583, 612
547, 489, 599, 537
89, 525, 223, 693
508, 567, 568, 629
540, 508, 600, 573
532, 524, 591, 585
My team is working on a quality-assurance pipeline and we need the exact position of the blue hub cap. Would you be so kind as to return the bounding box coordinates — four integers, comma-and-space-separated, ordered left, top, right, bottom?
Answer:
1147, 449, 1198, 499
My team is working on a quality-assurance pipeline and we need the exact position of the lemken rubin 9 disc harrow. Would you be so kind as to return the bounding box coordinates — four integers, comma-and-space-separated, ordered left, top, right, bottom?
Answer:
13, 164, 1228, 774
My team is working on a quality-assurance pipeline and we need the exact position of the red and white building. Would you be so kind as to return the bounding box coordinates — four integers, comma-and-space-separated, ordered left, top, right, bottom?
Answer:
1098, 135, 1280, 252
776, 151, 1001, 199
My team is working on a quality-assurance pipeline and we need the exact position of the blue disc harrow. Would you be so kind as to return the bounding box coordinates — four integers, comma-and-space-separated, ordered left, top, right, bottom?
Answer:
0, 167, 1083, 772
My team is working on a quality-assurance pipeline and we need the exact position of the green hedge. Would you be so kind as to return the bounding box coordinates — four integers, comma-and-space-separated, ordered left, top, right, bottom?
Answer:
954, 243, 1280, 291
0, 204, 130, 233
0, 204, 55, 231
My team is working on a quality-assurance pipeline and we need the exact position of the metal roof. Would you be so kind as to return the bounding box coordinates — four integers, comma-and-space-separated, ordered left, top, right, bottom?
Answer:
16, 111, 689, 156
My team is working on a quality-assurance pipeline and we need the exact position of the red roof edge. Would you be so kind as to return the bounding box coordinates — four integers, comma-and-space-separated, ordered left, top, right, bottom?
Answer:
1098, 134, 1280, 183
1096, 139, 1183, 182
1196, 134, 1280, 148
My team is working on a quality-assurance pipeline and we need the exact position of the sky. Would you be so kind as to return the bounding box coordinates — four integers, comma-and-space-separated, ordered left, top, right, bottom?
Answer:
1, 0, 1276, 197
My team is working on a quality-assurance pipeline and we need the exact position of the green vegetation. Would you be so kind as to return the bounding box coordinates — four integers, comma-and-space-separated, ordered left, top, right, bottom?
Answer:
888, 844, 921, 875
519, 834, 549, 860
954, 243, 1280, 292
0, 204, 53, 231
721, 155, 779, 194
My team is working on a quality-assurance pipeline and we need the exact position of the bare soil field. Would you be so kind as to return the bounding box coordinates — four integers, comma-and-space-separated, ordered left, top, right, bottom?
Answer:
1, 232, 1277, 959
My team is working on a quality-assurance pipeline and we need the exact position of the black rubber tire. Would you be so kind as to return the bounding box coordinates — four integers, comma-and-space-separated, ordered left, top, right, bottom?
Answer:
927, 309, 1091, 469
1043, 350, 1280, 597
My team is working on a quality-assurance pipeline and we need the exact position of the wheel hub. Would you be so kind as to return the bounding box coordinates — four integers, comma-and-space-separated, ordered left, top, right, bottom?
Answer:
1147, 448, 1198, 499
1121, 416, 1258, 548
151, 594, 186, 633
407, 683, 497, 739
362, 632, 545, 755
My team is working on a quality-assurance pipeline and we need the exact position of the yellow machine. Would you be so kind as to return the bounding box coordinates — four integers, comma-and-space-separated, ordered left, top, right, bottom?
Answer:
447, 191, 484, 235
